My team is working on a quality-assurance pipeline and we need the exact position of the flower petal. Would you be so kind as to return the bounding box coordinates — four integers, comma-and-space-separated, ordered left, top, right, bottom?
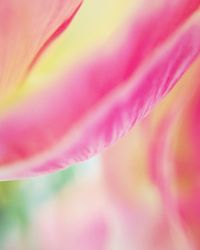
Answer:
147, 59, 200, 248
0, 0, 200, 179
102, 61, 200, 250
0, 0, 82, 100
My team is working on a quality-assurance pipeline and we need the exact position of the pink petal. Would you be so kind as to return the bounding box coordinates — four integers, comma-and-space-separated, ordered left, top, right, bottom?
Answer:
101, 63, 200, 249
0, 0, 82, 99
148, 60, 200, 248
169, 83, 200, 248
0, 0, 200, 179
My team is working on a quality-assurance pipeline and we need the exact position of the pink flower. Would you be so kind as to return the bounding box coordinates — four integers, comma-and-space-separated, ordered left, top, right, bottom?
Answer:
0, 0, 200, 179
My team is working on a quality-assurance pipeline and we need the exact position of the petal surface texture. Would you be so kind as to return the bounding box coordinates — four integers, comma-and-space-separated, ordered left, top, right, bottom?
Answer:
0, 0, 82, 100
0, 0, 200, 179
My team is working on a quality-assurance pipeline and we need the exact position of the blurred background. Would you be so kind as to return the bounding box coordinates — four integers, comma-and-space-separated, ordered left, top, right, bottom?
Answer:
1, 0, 200, 249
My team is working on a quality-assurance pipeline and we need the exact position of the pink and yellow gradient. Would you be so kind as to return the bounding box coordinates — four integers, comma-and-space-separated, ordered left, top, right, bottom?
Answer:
2, 61, 200, 249
0, 0, 82, 101
1, 63, 200, 249
0, 0, 200, 179
12, 69, 200, 249
1, 1, 200, 249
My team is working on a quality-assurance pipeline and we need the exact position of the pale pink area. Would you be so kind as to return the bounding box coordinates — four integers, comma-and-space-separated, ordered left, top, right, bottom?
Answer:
103, 126, 191, 250
0, 0, 200, 179
30, 181, 110, 250
18, 175, 185, 250
37, 207, 108, 250
0, 0, 82, 97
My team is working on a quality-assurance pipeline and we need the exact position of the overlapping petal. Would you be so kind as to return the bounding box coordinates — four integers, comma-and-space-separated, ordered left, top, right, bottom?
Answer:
0, 0, 82, 101
102, 61, 200, 249
146, 60, 200, 249
0, 0, 200, 179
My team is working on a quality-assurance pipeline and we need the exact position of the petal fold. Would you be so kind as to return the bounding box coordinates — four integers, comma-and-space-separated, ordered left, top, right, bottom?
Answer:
0, 0, 82, 100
